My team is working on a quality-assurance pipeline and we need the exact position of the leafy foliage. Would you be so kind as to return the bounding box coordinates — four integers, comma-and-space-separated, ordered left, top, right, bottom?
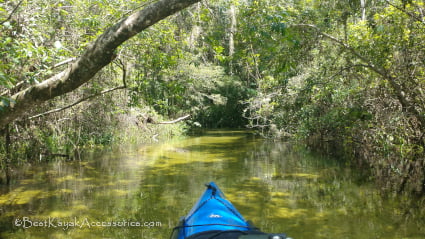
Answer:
238, 0, 425, 194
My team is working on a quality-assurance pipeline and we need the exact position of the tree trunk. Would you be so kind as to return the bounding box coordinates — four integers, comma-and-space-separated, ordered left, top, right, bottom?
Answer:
0, 0, 201, 129
228, 4, 237, 74
360, 0, 366, 21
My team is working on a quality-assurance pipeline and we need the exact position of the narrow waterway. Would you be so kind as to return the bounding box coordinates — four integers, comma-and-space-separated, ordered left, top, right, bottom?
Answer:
0, 130, 423, 239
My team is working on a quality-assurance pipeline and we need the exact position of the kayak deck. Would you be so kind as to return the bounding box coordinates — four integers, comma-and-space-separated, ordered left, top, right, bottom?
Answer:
171, 182, 289, 239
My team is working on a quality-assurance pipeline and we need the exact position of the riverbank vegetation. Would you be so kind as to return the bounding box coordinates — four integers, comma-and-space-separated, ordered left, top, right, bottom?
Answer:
233, 0, 425, 196
1, 0, 424, 196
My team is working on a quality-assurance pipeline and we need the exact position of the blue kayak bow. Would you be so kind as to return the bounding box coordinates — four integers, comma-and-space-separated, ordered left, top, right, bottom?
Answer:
171, 182, 290, 239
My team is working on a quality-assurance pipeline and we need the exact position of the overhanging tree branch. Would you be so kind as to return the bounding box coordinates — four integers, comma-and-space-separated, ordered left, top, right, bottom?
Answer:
29, 58, 128, 120
28, 85, 126, 120
0, 0, 201, 128
1, 58, 78, 97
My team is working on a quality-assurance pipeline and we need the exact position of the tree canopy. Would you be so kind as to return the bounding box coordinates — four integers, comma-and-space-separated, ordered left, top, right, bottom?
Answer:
0, 0, 201, 128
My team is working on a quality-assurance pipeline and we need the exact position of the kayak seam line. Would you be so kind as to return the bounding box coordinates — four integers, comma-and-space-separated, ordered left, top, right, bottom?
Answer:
185, 197, 214, 221
215, 197, 245, 222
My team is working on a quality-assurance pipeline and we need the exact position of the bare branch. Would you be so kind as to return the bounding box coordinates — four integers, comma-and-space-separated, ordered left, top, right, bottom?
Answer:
28, 85, 126, 120
53, 58, 77, 69
1, 80, 24, 96
156, 114, 191, 124
0, 0, 23, 25
113, 58, 128, 88
293, 24, 387, 76
28, 60, 129, 120
385, 0, 425, 24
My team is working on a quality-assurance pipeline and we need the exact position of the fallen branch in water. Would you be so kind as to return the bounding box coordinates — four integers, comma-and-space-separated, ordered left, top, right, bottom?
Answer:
40, 153, 70, 159
156, 114, 191, 124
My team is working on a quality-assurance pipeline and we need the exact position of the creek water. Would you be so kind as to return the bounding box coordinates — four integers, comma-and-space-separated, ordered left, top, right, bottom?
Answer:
0, 130, 423, 239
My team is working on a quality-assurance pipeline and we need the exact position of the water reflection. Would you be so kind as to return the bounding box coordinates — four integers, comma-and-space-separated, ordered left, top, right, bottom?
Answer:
0, 130, 424, 238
